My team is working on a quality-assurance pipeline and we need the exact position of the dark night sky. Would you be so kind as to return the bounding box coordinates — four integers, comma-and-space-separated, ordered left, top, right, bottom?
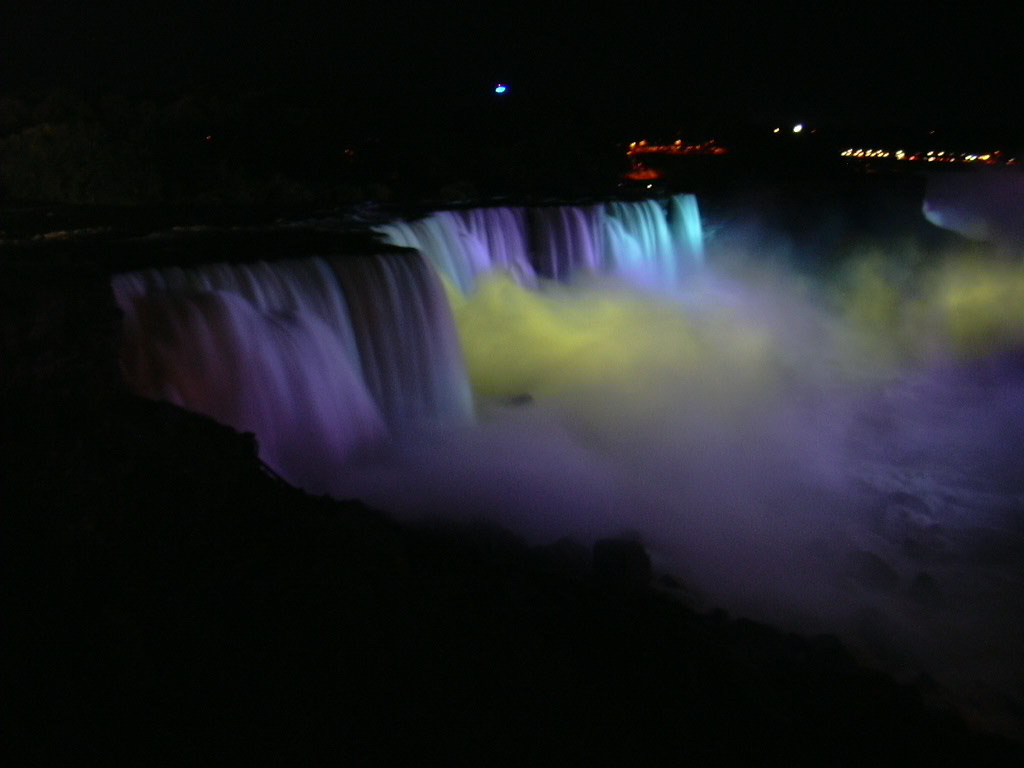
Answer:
3, 1, 1022, 142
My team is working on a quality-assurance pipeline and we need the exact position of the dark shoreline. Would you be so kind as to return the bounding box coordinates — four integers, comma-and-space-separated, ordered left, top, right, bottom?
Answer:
7, 388, 1022, 764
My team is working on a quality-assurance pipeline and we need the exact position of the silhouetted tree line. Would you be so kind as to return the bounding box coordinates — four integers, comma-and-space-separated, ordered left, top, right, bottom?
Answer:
0, 89, 392, 206
0, 89, 627, 207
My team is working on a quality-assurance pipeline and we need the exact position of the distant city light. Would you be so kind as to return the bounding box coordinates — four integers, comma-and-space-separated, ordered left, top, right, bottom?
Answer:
494, 84, 508, 94
792, 124, 803, 133
773, 127, 781, 134
625, 139, 727, 158
841, 147, 1008, 166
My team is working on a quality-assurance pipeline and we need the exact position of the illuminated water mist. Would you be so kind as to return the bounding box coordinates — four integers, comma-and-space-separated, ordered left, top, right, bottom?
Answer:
115, 191, 1024, 737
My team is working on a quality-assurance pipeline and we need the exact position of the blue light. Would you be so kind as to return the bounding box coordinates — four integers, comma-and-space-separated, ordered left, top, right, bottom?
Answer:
494, 84, 507, 94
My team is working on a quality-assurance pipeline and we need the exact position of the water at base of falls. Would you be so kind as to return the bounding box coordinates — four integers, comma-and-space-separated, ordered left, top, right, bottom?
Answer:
113, 192, 1024, 740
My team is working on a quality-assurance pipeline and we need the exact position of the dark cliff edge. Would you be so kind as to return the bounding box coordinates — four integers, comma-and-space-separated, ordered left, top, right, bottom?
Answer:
3, 226, 1022, 765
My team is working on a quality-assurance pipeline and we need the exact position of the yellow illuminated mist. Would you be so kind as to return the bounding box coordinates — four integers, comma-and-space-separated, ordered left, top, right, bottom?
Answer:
837, 251, 1024, 366
445, 246, 1024, 445
927, 259, 1024, 353
447, 273, 791, 434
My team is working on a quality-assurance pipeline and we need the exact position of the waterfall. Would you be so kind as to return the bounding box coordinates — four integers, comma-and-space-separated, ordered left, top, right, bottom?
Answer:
114, 251, 473, 492
108, 194, 1024, 739
376, 208, 536, 293
114, 195, 703, 490
375, 192, 704, 290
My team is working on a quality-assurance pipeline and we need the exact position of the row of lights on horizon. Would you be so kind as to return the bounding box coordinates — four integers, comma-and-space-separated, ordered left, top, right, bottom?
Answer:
841, 148, 1017, 165
626, 124, 809, 153
627, 139, 727, 155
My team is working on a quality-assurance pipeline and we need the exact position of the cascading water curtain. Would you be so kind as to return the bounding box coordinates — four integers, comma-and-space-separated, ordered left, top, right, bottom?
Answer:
374, 193, 705, 291
113, 251, 472, 492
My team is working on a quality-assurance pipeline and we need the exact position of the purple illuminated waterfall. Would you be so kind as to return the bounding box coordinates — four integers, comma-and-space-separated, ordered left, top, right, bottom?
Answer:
115, 195, 704, 491
114, 252, 472, 492
376, 193, 704, 290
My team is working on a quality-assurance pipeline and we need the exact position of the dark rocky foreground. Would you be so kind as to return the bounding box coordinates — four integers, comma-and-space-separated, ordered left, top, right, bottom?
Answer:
4, 218, 1023, 766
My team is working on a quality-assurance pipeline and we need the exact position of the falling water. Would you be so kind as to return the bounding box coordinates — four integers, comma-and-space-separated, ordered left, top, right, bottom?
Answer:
114, 189, 1024, 738
115, 195, 705, 481
114, 251, 472, 492
375, 193, 706, 290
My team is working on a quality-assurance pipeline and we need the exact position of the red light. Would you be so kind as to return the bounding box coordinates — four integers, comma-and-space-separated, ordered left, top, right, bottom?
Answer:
625, 168, 662, 181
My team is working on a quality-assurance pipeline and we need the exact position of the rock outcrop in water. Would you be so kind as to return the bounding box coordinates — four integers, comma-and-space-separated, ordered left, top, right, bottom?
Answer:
923, 170, 1024, 252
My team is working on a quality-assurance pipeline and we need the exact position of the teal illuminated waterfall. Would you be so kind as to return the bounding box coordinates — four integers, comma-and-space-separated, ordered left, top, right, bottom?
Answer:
375, 193, 704, 291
